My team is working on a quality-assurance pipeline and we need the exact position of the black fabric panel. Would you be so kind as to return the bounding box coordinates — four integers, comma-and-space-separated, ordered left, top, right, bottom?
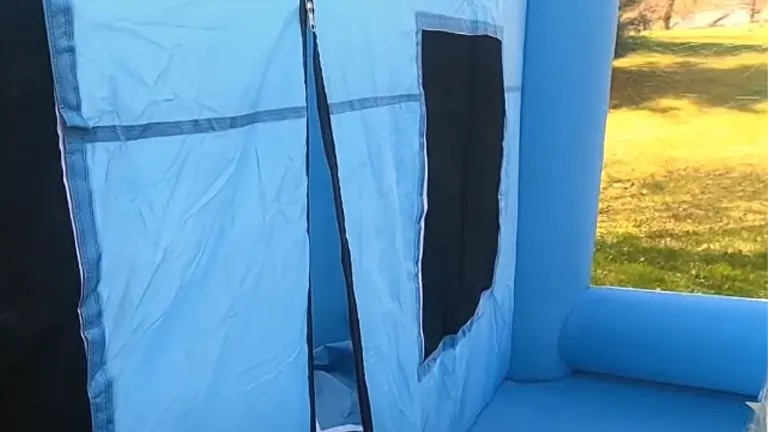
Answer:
458, 34, 505, 332
0, 0, 92, 430
420, 31, 505, 359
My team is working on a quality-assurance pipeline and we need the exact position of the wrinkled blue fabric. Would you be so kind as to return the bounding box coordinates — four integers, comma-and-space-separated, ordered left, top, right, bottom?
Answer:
56, 1, 305, 126
81, 122, 310, 432
46, 0, 528, 430
46, 1, 312, 431
313, 1, 526, 431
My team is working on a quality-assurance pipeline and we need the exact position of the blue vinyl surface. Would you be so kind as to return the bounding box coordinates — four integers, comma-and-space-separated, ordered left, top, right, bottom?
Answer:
470, 375, 754, 432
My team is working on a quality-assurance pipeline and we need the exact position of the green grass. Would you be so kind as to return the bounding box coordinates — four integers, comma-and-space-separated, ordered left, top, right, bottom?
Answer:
592, 26, 768, 298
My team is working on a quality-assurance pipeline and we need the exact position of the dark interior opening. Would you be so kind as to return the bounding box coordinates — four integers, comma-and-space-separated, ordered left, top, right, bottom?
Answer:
301, 4, 373, 431
420, 30, 505, 360
0, 0, 91, 430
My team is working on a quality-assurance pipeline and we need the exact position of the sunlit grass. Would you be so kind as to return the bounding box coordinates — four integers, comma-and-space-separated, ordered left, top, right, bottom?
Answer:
593, 26, 768, 298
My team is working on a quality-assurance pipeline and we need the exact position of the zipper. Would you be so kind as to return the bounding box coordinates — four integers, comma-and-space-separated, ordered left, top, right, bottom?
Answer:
303, 3, 318, 432
299, 1, 375, 430
305, 0, 316, 32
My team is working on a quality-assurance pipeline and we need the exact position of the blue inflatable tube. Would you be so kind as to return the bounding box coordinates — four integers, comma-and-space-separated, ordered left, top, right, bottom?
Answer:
508, 0, 619, 381
561, 287, 768, 397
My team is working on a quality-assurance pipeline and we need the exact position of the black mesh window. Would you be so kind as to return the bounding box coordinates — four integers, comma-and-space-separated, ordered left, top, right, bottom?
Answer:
420, 30, 505, 360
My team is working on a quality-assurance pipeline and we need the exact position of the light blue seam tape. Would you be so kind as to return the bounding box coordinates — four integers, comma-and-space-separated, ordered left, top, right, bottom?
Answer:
62, 134, 115, 432
72, 106, 308, 143
42, 0, 87, 128
414, 23, 428, 380
70, 90, 518, 144
70, 93, 423, 144
42, 0, 114, 430
331, 93, 421, 115
416, 12, 504, 39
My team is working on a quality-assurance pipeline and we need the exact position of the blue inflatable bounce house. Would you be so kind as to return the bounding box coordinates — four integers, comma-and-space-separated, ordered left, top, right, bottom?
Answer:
3, 0, 766, 431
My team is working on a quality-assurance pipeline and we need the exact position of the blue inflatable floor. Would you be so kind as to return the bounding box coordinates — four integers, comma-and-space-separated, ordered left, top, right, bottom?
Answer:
312, 342, 757, 431
470, 373, 754, 432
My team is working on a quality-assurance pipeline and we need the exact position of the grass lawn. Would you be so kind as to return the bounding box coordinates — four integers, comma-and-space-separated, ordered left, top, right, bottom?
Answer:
592, 26, 768, 299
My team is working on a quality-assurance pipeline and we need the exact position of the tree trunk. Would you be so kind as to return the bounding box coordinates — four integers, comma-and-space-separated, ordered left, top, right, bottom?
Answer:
749, 0, 758, 22
662, 0, 676, 29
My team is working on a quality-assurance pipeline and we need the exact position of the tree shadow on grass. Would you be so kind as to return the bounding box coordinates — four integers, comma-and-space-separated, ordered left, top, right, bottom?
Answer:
594, 167, 767, 299
621, 36, 768, 58
592, 228, 767, 299
610, 61, 767, 112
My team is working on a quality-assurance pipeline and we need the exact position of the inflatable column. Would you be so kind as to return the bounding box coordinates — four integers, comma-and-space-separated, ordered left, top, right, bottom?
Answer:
508, 0, 620, 381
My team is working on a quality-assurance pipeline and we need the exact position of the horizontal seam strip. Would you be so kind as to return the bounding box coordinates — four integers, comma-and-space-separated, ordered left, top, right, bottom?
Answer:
71, 87, 521, 144
416, 12, 504, 38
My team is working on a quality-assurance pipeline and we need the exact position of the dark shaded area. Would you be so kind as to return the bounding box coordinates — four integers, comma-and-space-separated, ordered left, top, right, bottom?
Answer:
420, 30, 505, 359
597, 226, 766, 272
621, 35, 768, 57
593, 229, 767, 298
0, 0, 92, 430
610, 61, 766, 112
301, 5, 373, 430
595, 166, 767, 299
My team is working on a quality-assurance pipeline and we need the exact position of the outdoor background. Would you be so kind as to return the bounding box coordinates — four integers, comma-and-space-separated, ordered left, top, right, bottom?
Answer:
591, 0, 767, 298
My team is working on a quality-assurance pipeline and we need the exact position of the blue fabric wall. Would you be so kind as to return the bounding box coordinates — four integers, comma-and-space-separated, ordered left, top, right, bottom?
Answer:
313, 1, 525, 430
45, 2, 314, 430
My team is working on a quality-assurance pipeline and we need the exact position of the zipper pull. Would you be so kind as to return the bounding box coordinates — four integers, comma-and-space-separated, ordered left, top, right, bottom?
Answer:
305, 0, 316, 31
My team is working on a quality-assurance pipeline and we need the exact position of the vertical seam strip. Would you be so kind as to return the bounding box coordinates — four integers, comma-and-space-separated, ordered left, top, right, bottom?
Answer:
41, 0, 114, 430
